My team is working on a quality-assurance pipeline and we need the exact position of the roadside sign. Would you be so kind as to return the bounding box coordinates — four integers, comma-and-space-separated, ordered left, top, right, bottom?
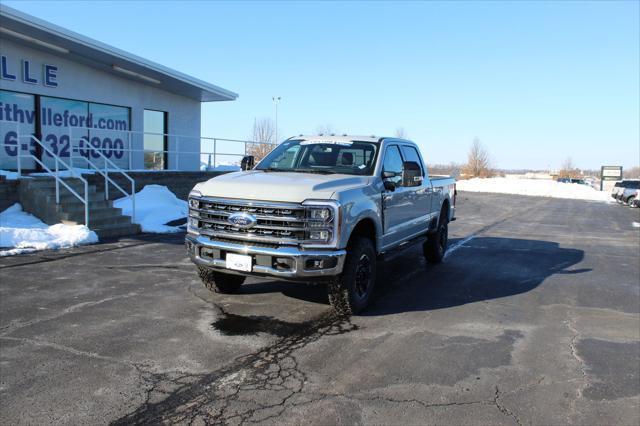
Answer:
600, 166, 623, 190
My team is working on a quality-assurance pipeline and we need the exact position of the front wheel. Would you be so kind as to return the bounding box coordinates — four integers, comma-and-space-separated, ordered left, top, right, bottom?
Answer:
423, 221, 448, 263
198, 267, 246, 293
328, 237, 377, 315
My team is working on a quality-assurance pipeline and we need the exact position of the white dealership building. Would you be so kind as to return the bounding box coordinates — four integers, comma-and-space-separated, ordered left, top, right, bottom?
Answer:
0, 5, 237, 172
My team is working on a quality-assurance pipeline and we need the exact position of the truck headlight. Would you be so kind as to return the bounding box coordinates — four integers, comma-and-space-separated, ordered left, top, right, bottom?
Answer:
302, 200, 340, 248
308, 207, 332, 221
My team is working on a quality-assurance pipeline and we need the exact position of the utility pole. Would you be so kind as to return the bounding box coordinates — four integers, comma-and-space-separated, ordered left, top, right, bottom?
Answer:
272, 96, 281, 144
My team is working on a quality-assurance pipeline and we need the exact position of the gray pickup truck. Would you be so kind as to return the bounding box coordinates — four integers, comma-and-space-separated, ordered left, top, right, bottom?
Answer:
186, 135, 456, 314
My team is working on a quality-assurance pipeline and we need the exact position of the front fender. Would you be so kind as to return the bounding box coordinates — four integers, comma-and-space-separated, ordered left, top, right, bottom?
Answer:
333, 183, 383, 252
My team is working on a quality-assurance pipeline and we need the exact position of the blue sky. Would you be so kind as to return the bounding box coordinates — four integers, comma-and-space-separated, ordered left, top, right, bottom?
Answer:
5, 0, 639, 170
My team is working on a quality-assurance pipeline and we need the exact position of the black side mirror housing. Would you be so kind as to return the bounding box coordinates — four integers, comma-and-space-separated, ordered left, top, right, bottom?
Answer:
402, 161, 423, 187
241, 155, 255, 171
383, 180, 396, 191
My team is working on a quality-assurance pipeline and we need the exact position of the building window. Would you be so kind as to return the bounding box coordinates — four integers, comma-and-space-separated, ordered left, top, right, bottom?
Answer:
143, 109, 167, 170
0, 90, 36, 170
0, 89, 131, 171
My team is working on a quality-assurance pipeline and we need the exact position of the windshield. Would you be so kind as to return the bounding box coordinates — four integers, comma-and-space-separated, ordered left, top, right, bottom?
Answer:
255, 139, 379, 176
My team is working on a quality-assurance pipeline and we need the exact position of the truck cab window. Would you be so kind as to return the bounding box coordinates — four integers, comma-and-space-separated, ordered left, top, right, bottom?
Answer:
401, 145, 424, 176
383, 145, 403, 186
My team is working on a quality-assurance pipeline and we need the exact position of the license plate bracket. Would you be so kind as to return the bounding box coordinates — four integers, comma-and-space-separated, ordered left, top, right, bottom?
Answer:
225, 253, 252, 272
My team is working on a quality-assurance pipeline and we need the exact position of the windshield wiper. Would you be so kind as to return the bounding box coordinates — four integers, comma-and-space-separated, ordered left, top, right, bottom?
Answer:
292, 168, 335, 175
260, 167, 294, 172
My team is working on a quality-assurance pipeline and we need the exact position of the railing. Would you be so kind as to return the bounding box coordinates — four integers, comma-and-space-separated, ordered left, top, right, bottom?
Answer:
64, 126, 276, 171
15, 132, 90, 226
67, 133, 136, 223
1, 120, 275, 172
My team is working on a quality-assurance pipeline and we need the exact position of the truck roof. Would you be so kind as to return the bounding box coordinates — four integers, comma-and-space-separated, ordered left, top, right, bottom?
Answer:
293, 135, 412, 144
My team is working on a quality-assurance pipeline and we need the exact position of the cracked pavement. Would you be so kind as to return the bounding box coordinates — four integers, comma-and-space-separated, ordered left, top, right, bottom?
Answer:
1, 193, 638, 425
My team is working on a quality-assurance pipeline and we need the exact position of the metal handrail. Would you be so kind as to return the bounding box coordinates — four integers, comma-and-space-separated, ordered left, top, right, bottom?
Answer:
68, 129, 136, 223
16, 133, 89, 226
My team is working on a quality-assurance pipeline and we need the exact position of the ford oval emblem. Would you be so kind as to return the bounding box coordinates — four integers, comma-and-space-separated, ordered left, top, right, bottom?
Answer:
227, 212, 257, 229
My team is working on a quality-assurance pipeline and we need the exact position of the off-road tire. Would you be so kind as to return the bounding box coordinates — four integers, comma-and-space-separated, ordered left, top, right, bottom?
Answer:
197, 267, 245, 293
424, 221, 448, 264
328, 237, 377, 316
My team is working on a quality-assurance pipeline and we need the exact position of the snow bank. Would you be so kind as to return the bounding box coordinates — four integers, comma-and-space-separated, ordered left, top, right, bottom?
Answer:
0, 204, 98, 256
457, 177, 612, 202
114, 185, 187, 233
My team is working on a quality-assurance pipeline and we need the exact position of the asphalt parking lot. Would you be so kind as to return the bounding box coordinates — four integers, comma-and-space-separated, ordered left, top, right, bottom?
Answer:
1, 192, 639, 425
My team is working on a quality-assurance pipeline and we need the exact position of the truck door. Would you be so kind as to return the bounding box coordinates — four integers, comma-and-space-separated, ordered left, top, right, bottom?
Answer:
381, 144, 421, 248
400, 144, 433, 220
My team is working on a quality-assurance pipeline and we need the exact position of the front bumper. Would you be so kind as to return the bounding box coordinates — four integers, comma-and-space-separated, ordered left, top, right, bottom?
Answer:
185, 234, 346, 280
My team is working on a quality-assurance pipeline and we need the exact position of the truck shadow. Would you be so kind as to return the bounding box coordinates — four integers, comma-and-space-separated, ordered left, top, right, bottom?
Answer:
365, 236, 587, 315
238, 236, 587, 314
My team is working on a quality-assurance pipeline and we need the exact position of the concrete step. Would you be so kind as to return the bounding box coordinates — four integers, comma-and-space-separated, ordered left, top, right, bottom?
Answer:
59, 207, 124, 222
18, 175, 141, 239
24, 182, 97, 194
63, 215, 134, 228
50, 199, 114, 210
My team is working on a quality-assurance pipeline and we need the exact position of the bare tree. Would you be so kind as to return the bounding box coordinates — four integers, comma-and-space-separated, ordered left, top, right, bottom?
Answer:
247, 117, 276, 162
316, 123, 338, 135
428, 162, 463, 178
461, 138, 493, 178
624, 166, 640, 179
558, 157, 580, 178
394, 127, 408, 139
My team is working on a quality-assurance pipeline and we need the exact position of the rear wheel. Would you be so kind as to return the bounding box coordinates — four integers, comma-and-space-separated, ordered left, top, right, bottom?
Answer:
424, 218, 449, 264
328, 237, 377, 315
627, 196, 637, 207
198, 267, 245, 293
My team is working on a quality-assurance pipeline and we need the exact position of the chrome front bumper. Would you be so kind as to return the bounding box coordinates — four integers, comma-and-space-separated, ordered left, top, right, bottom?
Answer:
185, 234, 346, 280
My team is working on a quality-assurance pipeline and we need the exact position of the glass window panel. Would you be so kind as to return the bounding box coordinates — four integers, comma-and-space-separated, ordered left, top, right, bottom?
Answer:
383, 145, 403, 185
0, 90, 36, 170
88, 103, 130, 169
144, 110, 166, 170
401, 145, 424, 176
40, 96, 88, 169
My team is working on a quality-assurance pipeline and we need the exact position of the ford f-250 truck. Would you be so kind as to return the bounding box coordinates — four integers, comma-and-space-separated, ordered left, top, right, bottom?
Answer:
185, 135, 456, 314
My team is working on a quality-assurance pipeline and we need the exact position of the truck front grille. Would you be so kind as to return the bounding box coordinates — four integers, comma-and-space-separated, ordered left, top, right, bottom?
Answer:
189, 197, 309, 245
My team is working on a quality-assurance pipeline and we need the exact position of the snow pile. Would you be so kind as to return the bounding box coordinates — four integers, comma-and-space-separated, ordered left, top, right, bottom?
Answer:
0, 204, 98, 256
114, 185, 187, 233
457, 177, 612, 202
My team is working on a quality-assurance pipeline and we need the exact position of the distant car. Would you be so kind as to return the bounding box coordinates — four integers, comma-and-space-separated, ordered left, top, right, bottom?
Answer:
557, 177, 571, 183
611, 181, 630, 201
570, 178, 587, 185
619, 181, 640, 205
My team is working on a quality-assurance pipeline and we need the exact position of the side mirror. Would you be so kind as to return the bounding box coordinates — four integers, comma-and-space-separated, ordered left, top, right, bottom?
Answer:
382, 170, 397, 179
241, 155, 255, 171
402, 161, 423, 187
383, 180, 396, 191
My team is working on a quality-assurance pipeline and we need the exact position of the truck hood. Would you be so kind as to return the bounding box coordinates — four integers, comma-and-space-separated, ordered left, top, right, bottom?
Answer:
193, 171, 371, 203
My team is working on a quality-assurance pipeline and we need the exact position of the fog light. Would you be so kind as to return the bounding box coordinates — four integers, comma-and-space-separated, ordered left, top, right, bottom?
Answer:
189, 198, 199, 209
309, 230, 329, 241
